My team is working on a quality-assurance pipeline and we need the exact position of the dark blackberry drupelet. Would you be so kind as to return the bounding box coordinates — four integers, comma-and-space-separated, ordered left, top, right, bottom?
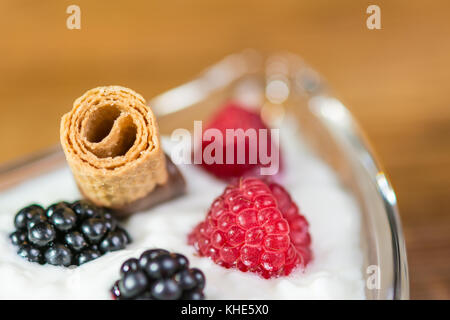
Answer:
18, 244, 43, 264
14, 204, 45, 230
71, 200, 98, 219
50, 206, 77, 231
9, 200, 131, 267
99, 229, 129, 253
65, 231, 88, 252
76, 248, 101, 265
45, 244, 73, 266
28, 222, 56, 246
9, 230, 28, 246
111, 249, 206, 300
80, 218, 108, 243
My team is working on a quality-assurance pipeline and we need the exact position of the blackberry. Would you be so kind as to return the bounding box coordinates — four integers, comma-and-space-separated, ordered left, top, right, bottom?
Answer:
111, 249, 206, 300
9, 200, 131, 267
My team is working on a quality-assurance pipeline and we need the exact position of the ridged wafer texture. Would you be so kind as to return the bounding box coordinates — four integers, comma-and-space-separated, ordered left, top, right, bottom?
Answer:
60, 86, 168, 209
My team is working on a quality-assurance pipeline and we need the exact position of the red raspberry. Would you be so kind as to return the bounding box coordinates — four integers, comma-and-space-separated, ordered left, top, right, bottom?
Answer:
197, 102, 282, 181
188, 178, 311, 278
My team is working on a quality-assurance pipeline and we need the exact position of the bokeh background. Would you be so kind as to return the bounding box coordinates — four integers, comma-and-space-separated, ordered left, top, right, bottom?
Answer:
0, 0, 449, 299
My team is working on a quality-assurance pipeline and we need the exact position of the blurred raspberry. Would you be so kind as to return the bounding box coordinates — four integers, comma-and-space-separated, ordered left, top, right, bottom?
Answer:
196, 102, 282, 181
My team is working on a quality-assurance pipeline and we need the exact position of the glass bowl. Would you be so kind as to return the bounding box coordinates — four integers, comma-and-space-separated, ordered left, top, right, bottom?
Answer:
0, 51, 409, 299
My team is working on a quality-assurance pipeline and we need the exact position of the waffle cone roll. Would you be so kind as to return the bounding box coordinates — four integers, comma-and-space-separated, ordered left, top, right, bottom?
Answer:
60, 86, 169, 211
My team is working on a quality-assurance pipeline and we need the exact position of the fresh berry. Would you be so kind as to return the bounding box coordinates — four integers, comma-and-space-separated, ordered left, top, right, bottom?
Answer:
197, 102, 282, 180
18, 244, 43, 264
111, 250, 206, 300
9, 200, 131, 267
188, 177, 311, 278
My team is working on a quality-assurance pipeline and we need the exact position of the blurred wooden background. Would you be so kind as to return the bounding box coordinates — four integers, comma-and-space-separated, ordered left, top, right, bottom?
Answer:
0, 0, 449, 299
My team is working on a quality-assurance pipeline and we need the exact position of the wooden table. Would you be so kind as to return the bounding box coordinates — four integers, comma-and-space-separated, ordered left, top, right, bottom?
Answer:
0, 0, 449, 299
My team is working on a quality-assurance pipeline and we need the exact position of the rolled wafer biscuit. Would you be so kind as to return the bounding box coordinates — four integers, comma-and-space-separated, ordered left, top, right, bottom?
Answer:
60, 86, 184, 217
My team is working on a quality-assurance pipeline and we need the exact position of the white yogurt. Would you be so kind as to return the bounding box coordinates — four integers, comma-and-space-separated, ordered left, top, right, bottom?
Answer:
0, 119, 365, 299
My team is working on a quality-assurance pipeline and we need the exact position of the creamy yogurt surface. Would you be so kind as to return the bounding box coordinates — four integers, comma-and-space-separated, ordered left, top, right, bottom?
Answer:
0, 120, 365, 299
